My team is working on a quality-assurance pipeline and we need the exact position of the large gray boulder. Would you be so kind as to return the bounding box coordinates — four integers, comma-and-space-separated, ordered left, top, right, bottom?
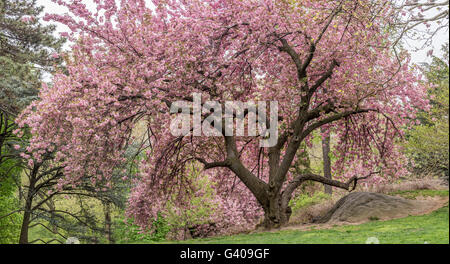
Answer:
313, 192, 417, 223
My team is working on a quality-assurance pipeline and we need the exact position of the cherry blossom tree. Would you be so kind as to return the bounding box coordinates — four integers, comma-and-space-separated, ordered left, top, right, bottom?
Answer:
18, 0, 429, 229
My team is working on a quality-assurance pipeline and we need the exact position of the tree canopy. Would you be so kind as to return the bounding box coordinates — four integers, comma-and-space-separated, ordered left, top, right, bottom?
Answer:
18, 0, 430, 229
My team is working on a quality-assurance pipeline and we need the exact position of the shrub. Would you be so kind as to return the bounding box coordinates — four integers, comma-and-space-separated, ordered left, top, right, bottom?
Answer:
113, 213, 170, 243
0, 159, 22, 243
289, 192, 331, 212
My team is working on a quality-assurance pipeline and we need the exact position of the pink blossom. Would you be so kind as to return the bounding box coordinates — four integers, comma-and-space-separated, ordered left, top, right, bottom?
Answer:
21, 16, 34, 23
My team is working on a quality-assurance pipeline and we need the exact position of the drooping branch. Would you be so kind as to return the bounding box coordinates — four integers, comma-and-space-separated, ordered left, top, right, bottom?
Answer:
281, 171, 380, 210
301, 108, 377, 139
195, 157, 230, 170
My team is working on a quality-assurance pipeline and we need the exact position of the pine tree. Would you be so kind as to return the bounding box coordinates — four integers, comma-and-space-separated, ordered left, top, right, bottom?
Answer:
0, 0, 64, 115
0, 0, 64, 243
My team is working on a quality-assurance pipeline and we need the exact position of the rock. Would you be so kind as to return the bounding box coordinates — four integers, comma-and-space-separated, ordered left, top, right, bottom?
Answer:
313, 192, 416, 223
65, 237, 80, 244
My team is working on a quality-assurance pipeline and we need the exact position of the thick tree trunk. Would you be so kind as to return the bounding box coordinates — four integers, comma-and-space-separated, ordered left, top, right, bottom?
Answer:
261, 195, 292, 229
258, 172, 367, 229
321, 131, 332, 195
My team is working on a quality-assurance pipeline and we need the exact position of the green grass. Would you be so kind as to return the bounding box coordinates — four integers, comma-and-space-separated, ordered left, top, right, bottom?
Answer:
143, 189, 449, 244
150, 204, 449, 244
388, 189, 449, 199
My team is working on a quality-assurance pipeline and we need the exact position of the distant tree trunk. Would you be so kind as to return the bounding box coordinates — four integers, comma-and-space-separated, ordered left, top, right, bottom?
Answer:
103, 201, 114, 244
321, 130, 332, 195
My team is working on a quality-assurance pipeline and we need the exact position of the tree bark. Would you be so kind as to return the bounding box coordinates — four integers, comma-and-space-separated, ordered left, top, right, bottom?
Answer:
19, 167, 37, 244
103, 201, 114, 244
19, 197, 32, 244
321, 130, 332, 195
261, 195, 292, 228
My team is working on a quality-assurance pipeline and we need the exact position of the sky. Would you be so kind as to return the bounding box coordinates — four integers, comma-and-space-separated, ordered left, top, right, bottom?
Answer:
36, 0, 449, 64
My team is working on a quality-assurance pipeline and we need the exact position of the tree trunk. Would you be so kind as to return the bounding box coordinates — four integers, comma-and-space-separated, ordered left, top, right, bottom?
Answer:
19, 169, 37, 244
103, 201, 114, 244
261, 195, 292, 229
321, 131, 332, 195
19, 198, 32, 244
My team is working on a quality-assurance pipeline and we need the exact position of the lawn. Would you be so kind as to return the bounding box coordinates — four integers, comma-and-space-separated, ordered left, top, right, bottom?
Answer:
156, 204, 449, 244
388, 189, 450, 199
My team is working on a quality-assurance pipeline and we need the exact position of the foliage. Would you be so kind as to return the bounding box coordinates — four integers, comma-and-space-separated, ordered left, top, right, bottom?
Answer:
113, 214, 170, 243
23, 140, 149, 244
289, 192, 331, 212
163, 165, 221, 239
130, 163, 261, 239
404, 45, 449, 180
0, 0, 66, 244
0, 0, 64, 115
0, 159, 22, 243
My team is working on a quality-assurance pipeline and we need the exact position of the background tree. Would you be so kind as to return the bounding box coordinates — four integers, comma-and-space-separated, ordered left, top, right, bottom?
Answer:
0, 0, 64, 117
0, 0, 130, 245
13, 138, 137, 244
404, 44, 449, 182
320, 128, 332, 195
0, 0, 64, 243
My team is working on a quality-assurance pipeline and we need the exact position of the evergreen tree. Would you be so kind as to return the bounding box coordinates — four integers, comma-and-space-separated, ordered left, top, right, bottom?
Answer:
0, 0, 64, 243
1, 0, 64, 134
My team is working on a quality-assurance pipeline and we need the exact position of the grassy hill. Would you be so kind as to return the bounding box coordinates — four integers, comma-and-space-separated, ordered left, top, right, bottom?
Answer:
156, 204, 448, 244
